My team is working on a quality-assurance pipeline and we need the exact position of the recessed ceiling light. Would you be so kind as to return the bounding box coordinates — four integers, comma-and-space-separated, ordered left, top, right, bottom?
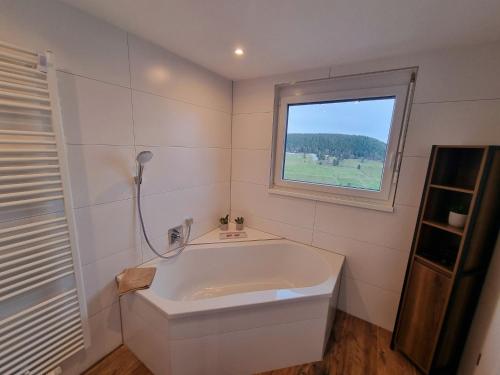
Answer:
234, 48, 244, 56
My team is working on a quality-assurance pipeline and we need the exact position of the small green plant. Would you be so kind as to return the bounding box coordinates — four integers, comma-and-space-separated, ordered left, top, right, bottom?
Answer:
235, 217, 245, 224
450, 203, 468, 215
219, 214, 229, 225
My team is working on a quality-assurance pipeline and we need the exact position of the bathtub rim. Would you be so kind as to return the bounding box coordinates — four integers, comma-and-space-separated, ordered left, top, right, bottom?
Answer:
134, 239, 344, 319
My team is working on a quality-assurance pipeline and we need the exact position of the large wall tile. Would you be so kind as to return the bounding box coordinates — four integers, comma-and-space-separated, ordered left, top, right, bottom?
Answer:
338, 275, 400, 331
132, 90, 231, 148
330, 41, 500, 104
404, 100, 500, 157
231, 149, 271, 185
412, 43, 500, 103
141, 215, 219, 262
231, 181, 316, 229
128, 34, 231, 113
233, 68, 330, 114
232, 113, 274, 150
67, 145, 136, 208
74, 199, 140, 265
61, 303, 123, 374
394, 156, 429, 207
231, 211, 313, 245
58, 72, 134, 145
140, 217, 219, 263
315, 202, 418, 252
140, 182, 229, 261
0, 0, 130, 86
313, 230, 408, 293
232, 76, 275, 114
140, 183, 230, 242
83, 248, 142, 316
136, 146, 230, 196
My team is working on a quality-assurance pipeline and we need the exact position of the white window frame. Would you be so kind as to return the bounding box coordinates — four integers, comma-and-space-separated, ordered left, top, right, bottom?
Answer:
269, 69, 415, 212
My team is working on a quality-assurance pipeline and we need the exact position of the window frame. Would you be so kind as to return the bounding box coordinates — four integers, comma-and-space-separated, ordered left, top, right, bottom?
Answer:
270, 72, 413, 211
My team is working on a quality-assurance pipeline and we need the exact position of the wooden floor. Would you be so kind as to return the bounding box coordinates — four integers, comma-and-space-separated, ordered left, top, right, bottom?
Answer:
83, 345, 151, 375
83, 310, 419, 375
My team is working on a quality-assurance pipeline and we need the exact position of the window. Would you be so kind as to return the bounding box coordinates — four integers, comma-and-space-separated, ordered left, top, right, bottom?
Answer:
270, 69, 415, 211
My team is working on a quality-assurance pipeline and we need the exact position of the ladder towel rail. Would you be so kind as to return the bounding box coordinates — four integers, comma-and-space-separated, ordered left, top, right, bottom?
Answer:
0, 230, 70, 253
0, 180, 62, 191
0, 302, 79, 342
0, 239, 70, 261
0, 129, 54, 136
0, 216, 66, 234
0, 245, 71, 269
0, 172, 61, 182
0, 222, 67, 243
0, 288, 76, 327
0, 40, 88, 374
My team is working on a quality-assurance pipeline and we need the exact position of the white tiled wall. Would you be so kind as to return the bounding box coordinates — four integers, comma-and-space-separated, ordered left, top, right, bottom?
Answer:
0, 0, 130, 86
0, 0, 232, 372
231, 40, 500, 331
2, 0, 500, 373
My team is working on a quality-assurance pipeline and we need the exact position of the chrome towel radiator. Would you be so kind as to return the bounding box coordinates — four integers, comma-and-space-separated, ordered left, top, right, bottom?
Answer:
0, 41, 88, 375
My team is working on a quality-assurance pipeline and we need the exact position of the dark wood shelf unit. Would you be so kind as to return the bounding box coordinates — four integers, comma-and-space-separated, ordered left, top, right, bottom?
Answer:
392, 145, 500, 375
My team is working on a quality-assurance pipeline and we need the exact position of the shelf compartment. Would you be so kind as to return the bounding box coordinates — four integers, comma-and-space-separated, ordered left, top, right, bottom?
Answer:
431, 147, 484, 191
422, 220, 464, 236
423, 188, 472, 225
416, 225, 461, 272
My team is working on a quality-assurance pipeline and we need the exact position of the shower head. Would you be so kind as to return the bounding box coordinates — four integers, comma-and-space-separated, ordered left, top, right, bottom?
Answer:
136, 151, 153, 165
135, 151, 153, 185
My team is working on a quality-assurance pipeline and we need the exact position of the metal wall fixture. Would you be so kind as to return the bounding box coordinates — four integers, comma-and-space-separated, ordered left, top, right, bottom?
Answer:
0, 40, 88, 375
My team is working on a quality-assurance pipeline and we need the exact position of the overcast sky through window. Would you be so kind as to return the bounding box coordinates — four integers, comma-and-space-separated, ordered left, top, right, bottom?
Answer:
287, 97, 395, 142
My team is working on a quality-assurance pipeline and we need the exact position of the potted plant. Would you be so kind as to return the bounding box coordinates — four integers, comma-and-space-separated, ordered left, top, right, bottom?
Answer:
219, 214, 229, 231
448, 204, 468, 228
235, 217, 245, 231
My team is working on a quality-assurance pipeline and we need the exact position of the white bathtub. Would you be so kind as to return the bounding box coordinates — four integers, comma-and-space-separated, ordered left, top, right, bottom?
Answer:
120, 239, 344, 375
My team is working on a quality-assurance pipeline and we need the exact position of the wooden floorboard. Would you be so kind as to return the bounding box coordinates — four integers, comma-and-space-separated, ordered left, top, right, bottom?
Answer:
376, 327, 419, 375
83, 346, 152, 375
326, 310, 379, 375
83, 310, 419, 375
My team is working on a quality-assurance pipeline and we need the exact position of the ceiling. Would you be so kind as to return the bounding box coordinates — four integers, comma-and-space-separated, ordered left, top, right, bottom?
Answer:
60, 0, 500, 80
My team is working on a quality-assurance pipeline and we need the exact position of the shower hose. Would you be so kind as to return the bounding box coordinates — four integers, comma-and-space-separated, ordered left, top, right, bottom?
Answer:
136, 178, 191, 259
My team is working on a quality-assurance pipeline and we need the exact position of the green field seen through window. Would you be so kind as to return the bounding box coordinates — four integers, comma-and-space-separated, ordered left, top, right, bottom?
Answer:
283, 153, 384, 191
282, 97, 395, 191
